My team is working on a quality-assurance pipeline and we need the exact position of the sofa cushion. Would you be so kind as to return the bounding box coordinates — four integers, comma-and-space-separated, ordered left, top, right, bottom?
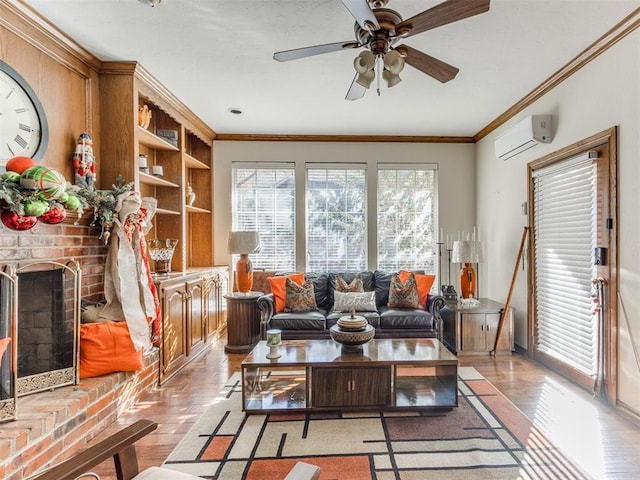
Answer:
285, 278, 317, 313
334, 273, 364, 292
374, 270, 392, 307
399, 270, 435, 307
305, 272, 331, 311
270, 310, 327, 331
267, 273, 305, 313
378, 306, 435, 330
388, 273, 422, 309
331, 291, 377, 313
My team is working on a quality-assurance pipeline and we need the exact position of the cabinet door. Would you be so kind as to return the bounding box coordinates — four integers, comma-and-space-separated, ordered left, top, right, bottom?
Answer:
204, 275, 219, 340
160, 282, 188, 383
485, 311, 512, 352
460, 313, 487, 351
313, 367, 352, 407
351, 367, 391, 406
186, 278, 205, 355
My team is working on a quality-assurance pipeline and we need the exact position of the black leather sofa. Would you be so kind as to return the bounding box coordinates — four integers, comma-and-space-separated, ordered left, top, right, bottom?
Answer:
256, 271, 444, 341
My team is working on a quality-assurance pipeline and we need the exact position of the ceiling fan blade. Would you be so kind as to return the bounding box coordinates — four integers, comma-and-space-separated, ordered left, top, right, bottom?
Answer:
395, 0, 490, 39
345, 74, 367, 101
341, 0, 379, 31
274, 40, 360, 62
396, 45, 459, 83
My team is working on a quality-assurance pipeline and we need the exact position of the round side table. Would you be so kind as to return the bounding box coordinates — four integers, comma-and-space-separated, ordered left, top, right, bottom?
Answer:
224, 291, 263, 353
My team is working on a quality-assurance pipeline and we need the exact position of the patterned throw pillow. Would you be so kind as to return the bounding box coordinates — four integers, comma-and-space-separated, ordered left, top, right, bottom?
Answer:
335, 274, 364, 292
387, 273, 422, 309
332, 291, 378, 313
399, 270, 436, 307
284, 278, 317, 313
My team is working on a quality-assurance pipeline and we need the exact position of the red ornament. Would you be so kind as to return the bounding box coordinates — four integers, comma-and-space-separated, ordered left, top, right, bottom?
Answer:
1, 210, 38, 231
38, 206, 67, 225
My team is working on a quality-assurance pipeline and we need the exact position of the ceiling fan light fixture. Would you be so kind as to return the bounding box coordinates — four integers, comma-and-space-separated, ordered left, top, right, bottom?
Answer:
353, 51, 375, 73
383, 50, 405, 75
356, 70, 375, 88
383, 69, 402, 88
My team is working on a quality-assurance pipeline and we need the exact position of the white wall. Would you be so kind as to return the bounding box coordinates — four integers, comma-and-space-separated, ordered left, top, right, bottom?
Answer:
214, 140, 475, 278
476, 31, 640, 415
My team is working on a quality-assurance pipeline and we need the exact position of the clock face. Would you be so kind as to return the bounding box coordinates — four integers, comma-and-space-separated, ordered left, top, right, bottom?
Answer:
0, 61, 48, 168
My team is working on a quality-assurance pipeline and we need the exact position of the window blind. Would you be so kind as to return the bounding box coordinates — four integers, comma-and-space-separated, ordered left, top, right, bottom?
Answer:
532, 156, 597, 376
306, 165, 366, 271
377, 164, 439, 275
232, 163, 295, 271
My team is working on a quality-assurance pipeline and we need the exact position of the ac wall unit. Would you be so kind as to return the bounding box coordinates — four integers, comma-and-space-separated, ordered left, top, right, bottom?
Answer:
494, 115, 553, 160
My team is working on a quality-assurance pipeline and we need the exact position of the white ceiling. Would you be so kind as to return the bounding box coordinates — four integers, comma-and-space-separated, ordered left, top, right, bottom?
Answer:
22, 0, 639, 137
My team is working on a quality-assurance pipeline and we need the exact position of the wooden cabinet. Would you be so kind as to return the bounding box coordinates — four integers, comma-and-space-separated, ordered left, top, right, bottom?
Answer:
312, 367, 391, 407
98, 62, 215, 272
157, 267, 229, 384
442, 298, 514, 355
159, 280, 188, 383
204, 267, 229, 340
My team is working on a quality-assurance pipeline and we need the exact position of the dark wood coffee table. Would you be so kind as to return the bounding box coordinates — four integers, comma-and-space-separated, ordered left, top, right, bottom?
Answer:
241, 338, 458, 413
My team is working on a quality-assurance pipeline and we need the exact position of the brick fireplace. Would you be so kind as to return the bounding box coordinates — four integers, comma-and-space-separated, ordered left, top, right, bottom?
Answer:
0, 215, 160, 480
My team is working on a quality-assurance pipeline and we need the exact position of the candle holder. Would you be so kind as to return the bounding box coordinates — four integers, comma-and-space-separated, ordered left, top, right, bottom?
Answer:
266, 329, 282, 359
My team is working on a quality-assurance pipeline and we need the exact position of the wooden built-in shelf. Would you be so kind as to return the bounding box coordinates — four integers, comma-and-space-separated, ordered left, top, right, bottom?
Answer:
184, 153, 210, 169
185, 205, 211, 214
138, 126, 180, 151
155, 208, 181, 215
139, 171, 180, 188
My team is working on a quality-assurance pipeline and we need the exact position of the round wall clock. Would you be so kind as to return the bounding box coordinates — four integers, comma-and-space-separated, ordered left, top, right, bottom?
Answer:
0, 60, 49, 169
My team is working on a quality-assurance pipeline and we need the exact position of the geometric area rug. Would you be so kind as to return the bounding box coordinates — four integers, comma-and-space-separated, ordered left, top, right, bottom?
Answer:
163, 367, 592, 479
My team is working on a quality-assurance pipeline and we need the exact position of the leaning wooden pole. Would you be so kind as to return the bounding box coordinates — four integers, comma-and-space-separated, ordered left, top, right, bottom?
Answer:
490, 226, 529, 357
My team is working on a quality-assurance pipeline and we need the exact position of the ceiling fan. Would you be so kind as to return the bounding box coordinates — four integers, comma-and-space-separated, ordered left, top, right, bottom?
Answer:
273, 0, 490, 100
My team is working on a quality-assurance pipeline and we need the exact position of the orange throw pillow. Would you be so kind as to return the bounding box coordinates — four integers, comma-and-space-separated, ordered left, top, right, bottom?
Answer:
267, 273, 305, 313
79, 321, 144, 379
399, 270, 436, 307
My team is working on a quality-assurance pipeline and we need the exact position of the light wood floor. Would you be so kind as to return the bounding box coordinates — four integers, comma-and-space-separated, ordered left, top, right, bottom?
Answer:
92, 339, 640, 480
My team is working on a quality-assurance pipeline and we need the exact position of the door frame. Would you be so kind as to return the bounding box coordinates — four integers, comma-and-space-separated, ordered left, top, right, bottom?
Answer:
527, 126, 618, 406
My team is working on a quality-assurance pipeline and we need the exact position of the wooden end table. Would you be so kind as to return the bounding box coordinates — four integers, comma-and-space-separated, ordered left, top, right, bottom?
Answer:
224, 291, 263, 353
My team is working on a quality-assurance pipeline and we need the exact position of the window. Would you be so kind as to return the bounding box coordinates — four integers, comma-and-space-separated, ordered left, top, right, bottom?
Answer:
306, 165, 366, 271
377, 164, 439, 274
532, 154, 597, 379
232, 164, 295, 271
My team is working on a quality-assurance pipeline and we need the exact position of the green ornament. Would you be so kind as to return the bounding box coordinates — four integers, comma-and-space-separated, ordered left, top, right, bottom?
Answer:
2, 171, 21, 183
64, 194, 81, 211
23, 199, 50, 217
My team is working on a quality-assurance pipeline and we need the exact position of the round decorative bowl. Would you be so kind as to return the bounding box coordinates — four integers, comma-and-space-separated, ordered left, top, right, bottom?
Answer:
329, 324, 375, 350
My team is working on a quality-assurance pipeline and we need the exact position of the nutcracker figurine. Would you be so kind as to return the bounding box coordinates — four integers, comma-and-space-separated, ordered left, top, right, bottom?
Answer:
73, 132, 97, 187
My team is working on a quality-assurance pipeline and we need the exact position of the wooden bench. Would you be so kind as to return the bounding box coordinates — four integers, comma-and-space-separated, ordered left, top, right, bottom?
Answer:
28, 420, 200, 480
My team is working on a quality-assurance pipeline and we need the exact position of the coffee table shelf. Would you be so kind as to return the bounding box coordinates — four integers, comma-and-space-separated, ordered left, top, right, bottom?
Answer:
241, 338, 458, 413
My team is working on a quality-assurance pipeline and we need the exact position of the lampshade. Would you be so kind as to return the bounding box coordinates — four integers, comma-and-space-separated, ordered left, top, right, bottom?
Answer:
452, 240, 484, 264
228, 231, 261, 255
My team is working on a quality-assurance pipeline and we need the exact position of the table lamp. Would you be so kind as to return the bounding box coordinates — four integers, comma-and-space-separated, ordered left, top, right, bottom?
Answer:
452, 240, 484, 299
228, 231, 261, 293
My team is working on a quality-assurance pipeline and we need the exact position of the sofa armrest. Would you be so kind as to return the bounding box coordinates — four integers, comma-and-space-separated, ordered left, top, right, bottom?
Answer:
256, 293, 275, 338
426, 294, 445, 342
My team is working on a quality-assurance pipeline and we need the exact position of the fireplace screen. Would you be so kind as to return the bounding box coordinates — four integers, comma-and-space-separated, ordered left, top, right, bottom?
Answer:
0, 260, 81, 403
0, 267, 17, 422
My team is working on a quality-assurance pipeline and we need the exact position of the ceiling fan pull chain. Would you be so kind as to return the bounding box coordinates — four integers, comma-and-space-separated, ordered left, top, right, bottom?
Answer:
377, 56, 381, 96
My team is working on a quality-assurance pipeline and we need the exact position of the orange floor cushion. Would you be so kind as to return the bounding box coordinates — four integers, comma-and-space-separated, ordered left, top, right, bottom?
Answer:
79, 321, 143, 378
